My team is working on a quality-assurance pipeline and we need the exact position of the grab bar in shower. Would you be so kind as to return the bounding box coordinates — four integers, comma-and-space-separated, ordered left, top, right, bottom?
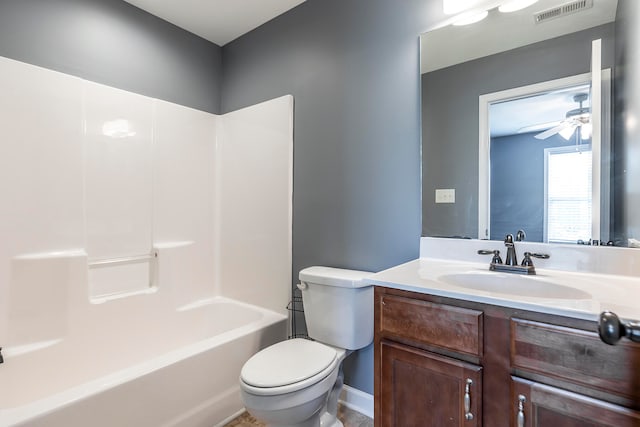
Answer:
88, 251, 158, 268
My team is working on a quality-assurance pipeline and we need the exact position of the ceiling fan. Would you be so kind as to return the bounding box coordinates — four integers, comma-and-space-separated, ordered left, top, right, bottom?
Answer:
534, 93, 591, 140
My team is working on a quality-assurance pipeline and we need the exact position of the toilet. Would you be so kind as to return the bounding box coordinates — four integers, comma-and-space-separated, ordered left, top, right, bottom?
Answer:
239, 266, 373, 427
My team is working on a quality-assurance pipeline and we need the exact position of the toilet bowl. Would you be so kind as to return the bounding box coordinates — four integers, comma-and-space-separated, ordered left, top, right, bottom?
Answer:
239, 266, 373, 427
240, 339, 347, 427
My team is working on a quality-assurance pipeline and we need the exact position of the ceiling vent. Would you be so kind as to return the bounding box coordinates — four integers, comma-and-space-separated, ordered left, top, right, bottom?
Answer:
534, 0, 594, 24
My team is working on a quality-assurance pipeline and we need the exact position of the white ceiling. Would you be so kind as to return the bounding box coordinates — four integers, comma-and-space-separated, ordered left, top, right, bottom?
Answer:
122, 0, 306, 46
490, 84, 591, 137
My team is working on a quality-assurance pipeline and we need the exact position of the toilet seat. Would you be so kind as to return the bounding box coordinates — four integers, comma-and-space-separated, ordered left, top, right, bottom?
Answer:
240, 339, 341, 396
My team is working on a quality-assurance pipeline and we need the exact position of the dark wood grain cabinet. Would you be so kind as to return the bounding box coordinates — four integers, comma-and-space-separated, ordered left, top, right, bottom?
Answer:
374, 286, 640, 427
380, 340, 482, 426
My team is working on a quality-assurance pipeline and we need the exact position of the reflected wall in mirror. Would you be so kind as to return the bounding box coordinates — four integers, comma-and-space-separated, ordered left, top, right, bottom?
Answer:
421, 0, 640, 247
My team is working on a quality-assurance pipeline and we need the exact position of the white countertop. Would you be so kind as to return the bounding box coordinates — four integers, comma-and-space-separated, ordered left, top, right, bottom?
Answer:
368, 257, 640, 322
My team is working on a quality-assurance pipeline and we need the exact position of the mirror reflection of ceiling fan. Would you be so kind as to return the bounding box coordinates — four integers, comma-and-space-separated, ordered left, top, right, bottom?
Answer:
533, 93, 592, 140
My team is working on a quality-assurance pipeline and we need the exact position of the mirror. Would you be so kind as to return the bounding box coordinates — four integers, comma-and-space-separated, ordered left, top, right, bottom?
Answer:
421, 0, 640, 247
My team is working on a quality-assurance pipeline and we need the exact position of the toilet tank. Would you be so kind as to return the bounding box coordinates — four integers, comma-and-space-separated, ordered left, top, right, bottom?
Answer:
298, 266, 373, 350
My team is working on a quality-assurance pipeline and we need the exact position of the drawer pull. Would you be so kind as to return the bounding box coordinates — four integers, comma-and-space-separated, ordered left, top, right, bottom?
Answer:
464, 378, 474, 421
517, 394, 526, 427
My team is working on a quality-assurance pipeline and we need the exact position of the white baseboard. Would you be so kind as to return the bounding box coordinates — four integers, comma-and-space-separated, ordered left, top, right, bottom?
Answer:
339, 385, 374, 419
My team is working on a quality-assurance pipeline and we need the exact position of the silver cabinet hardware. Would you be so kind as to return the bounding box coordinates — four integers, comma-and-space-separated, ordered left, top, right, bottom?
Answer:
517, 394, 526, 427
464, 378, 474, 421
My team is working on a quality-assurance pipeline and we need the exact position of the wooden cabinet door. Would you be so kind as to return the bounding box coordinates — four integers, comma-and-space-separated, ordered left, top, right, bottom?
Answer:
511, 377, 640, 427
379, 340, 482, 427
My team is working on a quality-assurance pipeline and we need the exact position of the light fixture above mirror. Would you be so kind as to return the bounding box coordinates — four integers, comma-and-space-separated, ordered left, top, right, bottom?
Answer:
443, 0, 500, 15
498, 0, 540, 13
444, 0, 541, 27
453, 10, 490, 25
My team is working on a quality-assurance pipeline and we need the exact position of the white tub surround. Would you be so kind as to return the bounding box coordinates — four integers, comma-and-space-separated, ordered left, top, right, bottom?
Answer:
368, 237, 640, 322
0, 55, 293, 426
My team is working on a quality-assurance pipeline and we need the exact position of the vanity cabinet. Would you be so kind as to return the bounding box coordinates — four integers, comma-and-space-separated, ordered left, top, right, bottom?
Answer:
376, 291, 484, 426
374, 286, 640, 427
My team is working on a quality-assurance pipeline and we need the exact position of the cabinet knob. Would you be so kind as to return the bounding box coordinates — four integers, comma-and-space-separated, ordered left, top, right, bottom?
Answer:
517, 394, 526, 427
598, 311, 640, 345
464, 378, 474, 421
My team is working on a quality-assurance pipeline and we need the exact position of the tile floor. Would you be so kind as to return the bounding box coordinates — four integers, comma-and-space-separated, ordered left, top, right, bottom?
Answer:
224, 405, 373, 427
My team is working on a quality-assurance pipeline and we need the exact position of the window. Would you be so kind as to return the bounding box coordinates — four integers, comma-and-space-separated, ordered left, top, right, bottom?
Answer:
544, 145, 592, 243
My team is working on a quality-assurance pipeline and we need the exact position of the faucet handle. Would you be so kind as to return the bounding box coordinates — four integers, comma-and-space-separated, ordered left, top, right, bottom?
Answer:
477, 249, 494, 255
521, 252, 550, 267
478, 249, 502, 264
528, 252, 550, 259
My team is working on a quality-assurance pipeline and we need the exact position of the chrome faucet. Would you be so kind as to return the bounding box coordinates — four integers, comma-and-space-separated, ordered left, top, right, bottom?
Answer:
504, 234, 518, 266
478, 231, 549, 275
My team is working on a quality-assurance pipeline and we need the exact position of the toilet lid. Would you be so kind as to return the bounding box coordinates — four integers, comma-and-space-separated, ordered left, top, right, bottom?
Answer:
240, 339, 337, 388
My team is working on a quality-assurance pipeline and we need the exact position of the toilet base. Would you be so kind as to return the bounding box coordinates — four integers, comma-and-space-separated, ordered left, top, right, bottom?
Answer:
320, 411, 343, 427
319, 362, 344, 427
242, 346, 355, 427
247, 363, 347, 427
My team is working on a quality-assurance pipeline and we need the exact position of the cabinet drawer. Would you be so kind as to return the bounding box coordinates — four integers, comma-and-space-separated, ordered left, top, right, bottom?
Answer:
511, 376, 640, 427
379, 294, 483, 357
511, 318, 640, 402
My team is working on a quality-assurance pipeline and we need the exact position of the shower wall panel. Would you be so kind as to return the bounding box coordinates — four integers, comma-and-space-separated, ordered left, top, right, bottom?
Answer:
0, 55, 293, 353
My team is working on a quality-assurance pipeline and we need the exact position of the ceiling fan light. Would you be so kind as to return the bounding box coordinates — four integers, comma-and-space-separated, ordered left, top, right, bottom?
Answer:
498, 0, 539, 13
452, 9, 489, 25
581, 123, 592, 140
559, 125, 576, 140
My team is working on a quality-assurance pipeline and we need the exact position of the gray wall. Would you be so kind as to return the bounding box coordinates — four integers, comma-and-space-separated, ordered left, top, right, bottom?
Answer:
422, 23, 615, 238
221, 0, 438, 393
614, 0, 640, 245
0, 0, 222, 113
490, 133, 579, 242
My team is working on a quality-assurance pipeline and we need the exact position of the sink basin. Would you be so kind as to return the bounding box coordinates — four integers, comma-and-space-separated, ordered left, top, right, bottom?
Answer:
438, 271, 591, 300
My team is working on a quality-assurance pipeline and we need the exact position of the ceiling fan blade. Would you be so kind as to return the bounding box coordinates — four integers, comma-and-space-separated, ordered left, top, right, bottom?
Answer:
534, 122, 572, 140
517, 121, 562, 134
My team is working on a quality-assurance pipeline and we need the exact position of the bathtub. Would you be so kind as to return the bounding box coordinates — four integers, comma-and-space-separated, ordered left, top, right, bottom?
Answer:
0, 297, 287, 427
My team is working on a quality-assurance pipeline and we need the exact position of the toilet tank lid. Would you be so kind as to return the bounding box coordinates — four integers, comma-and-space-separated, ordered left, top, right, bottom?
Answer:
299, 266, 373, 288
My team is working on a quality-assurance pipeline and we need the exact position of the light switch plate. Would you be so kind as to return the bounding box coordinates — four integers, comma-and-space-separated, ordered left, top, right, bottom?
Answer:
435, 188, 455, 204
